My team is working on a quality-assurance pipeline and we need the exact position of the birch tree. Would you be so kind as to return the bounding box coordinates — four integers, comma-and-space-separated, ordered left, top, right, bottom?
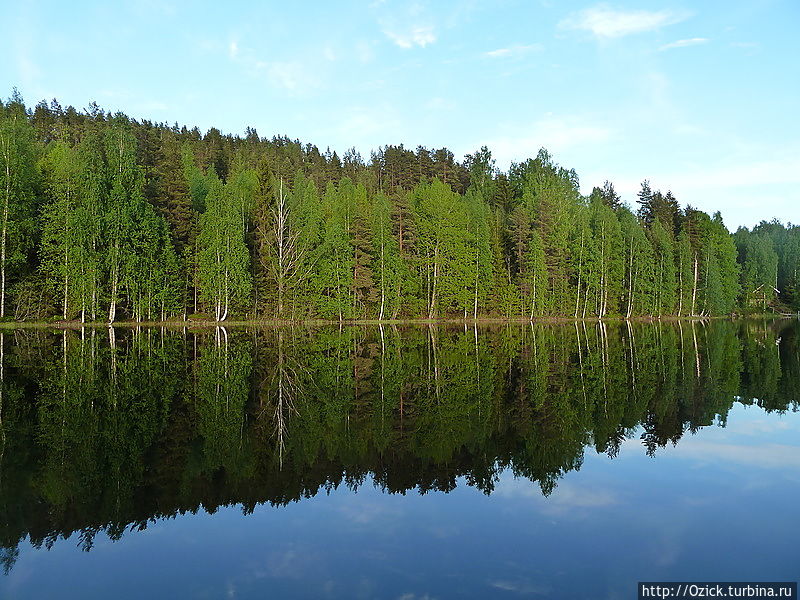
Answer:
0, 94, 37, 318
104, 117, 143, 323
259, 178, 312, 318
39, 142, 83, 319
198, 172, 252, 321
370, 191, 401, 320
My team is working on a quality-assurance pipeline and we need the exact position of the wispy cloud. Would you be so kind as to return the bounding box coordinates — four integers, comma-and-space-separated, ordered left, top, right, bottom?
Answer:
263, 61, 321, 94
374, 2, 437, 49
130, 0, 176, 17
485, 43, 543, 58
581, 151, 800, 228
334, 103, 403, 144
225, 38, 324, 95
668, 439, 800, 469
644, 155, 800, 192
383, 24, 436, 49
495, 475, 618, 505
560, 5, 689, 39
483, 114, 614, 168
659, 37, 709, 51
490, 579, 552, 596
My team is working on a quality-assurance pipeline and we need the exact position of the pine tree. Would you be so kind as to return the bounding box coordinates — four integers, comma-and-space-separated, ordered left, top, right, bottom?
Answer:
154, 131, 194, 253
351, 183, 378, 317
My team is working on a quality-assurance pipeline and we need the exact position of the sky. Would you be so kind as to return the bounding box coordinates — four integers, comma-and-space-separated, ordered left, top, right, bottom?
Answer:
2, 0, 798, 229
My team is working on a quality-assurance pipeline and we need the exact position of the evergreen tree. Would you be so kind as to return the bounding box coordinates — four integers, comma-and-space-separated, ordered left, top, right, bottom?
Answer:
735, 228, 778, 311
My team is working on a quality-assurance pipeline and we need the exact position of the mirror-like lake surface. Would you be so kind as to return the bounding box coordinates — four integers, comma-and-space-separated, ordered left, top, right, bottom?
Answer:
0, 320, 797, 599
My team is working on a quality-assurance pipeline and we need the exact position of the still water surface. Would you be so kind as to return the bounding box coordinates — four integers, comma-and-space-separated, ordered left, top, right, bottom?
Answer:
0, 320, 797, 599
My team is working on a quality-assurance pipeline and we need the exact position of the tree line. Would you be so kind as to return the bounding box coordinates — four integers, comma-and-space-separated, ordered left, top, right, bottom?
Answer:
1, 90, 797, 322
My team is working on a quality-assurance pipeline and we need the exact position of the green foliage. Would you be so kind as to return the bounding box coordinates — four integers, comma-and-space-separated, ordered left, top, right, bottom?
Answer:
198, 171, 252, 320
0, 95, 39, 318
7, 92, 800, 321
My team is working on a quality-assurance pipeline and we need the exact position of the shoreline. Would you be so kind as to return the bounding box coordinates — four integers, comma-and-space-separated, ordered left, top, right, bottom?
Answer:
0, 313, 790, 329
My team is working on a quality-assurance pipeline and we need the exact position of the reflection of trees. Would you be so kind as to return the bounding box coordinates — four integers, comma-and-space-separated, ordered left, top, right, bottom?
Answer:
0, 328, 182, 570
0, 320, 797, 569
739, 319, 799, 411
255, 329, 303, 469
193, 327, 254, 480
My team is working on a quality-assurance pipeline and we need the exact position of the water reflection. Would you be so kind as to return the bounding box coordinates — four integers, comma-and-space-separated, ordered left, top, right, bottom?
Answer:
0, 319, 796, 573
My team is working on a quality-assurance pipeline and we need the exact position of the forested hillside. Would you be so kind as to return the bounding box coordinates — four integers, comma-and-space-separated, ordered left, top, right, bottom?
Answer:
0, 91, 797, 322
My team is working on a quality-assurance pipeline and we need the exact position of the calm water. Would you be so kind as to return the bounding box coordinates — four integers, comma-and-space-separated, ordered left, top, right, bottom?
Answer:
0, 320, 797, 599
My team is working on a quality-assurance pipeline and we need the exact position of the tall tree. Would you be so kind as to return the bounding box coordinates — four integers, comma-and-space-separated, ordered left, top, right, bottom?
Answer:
0, 93, 38, 317
197, 171, 252, 320
39, 142, 83, 319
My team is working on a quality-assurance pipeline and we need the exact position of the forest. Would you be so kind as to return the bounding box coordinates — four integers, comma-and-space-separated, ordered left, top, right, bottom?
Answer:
0, 90, 798, 322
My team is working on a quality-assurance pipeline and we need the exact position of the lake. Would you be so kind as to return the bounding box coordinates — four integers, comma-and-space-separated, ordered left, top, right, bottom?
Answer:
0, 320, 797, 599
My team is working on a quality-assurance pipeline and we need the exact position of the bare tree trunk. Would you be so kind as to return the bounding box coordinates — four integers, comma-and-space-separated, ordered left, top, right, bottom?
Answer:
599, 226, 607, 317
582, 281, 590, 319
691, 253, 699, 316
626, 237, 634, 319
0, 144, 10, 319
379, 237, 386, 321
276, 180, 286, 317
428, 246, 439, 320
108, 268, 118, 324
63, 262, 69, 320
473, 246, 479, 321
221, 265, 229, 321
574, 230, 584, 319
691, 320, 700, 378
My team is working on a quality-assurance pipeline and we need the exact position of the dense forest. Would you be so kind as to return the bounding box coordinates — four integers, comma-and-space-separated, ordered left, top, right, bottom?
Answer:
0, 90, 797, 322
0, 319, 796, 569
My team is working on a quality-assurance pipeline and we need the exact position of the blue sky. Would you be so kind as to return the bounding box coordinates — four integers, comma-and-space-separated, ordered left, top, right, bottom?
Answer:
2, 0, 798, 229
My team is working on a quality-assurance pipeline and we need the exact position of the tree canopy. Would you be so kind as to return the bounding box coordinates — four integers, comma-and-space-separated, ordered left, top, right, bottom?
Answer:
0, 92, 795, 321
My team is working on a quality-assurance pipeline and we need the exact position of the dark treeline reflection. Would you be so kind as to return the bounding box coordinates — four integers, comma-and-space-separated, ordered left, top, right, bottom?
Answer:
0, 320, 798, 571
